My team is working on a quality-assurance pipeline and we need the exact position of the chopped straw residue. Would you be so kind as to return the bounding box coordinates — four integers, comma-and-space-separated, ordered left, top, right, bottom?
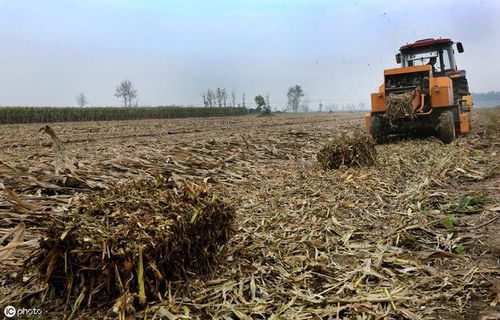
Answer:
385, 91, 416, 121
317, 132, 377, 169
1, 112, 498, 319
32, 175, 235, 309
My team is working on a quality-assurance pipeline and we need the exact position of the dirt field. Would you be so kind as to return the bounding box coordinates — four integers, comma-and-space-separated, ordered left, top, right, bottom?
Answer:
1, 111, 499, 319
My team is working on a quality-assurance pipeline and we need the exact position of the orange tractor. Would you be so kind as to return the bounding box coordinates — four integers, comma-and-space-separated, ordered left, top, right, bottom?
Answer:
365, 38, 473, 144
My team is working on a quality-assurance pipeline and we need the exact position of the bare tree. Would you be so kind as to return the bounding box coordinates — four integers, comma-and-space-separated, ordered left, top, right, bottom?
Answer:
263, 93, 272, 114
207, 89, 215, 107
201, 92, 208, 107
242, 92, 246, 108
231, 89, 236, 107
287, 85, 304, 112
114, 80, 138, 107
75, 92, 88, 108
216, 88, 223, 107
222, 88, 227, 107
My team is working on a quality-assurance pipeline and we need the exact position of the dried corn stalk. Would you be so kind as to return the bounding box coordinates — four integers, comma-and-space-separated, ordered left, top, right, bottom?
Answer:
41, 125, 75, 173
385, 91, 416, 121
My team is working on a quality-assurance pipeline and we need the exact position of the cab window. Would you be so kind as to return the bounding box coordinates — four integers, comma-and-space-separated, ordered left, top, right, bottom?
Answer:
440, 49, 453, 71
403, 50, 438, 68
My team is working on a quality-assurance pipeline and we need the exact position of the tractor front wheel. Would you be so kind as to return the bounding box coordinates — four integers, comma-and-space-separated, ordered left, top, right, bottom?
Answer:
370, 115, 387, 144
439, 111, 456, 144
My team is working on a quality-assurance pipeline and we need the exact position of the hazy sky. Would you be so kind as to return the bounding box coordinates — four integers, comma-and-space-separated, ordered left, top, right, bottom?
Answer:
0, 0, 499, 108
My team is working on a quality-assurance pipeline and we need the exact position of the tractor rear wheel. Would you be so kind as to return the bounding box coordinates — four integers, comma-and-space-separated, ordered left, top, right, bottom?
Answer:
370, 115, 386, 144
439, 111, 455, 144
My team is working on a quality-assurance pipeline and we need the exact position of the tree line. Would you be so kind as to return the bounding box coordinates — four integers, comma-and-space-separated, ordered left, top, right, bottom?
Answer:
201, 88, 243, 108
201, 85, 303, 114
74, 81, 367, 112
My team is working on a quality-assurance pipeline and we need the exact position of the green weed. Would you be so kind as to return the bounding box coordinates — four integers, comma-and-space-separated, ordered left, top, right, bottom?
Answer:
452, 244, 467, 255
442, 216, 458, 229
440, 194, 491, 214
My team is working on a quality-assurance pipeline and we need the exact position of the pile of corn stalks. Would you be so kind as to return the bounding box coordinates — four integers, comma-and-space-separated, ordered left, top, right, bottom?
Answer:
27, 175, 235, 314
316, 132, 377, 170
385, 91, 416, 121
0, 113, 498, 319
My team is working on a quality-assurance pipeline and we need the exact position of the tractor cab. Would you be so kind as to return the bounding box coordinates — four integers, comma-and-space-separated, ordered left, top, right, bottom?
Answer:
396, 38, 465, 77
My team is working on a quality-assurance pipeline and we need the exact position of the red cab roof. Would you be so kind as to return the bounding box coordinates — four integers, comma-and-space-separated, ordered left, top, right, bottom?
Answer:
400, 38, 453, 51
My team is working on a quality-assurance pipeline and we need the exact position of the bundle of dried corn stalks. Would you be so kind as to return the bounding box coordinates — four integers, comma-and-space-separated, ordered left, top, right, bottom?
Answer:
385, 91, 416, 121
26, 175, 235, 312
317, 132, 377, 169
